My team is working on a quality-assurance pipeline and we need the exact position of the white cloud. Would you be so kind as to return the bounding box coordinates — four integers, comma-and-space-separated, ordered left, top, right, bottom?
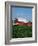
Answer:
18, 17, 28, 23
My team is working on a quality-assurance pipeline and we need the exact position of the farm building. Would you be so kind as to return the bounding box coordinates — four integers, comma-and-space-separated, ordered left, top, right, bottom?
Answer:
12, 18, 32, 26
16, 21, 32, 26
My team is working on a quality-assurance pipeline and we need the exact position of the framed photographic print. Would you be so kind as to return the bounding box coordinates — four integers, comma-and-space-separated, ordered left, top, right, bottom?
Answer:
5, 1, 37, 44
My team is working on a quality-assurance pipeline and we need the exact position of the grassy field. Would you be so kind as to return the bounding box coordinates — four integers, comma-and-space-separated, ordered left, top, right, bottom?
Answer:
11, 25, 32, 38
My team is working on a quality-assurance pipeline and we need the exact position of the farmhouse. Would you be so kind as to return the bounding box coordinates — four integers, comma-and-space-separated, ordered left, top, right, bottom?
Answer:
12, 18, 32, 26
16, 21, 32, 26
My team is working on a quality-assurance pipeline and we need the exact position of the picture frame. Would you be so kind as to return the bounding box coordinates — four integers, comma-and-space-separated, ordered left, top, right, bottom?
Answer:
5, 1, 37, 44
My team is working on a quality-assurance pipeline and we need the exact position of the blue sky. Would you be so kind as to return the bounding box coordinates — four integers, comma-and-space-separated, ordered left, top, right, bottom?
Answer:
11, 6, 32, 21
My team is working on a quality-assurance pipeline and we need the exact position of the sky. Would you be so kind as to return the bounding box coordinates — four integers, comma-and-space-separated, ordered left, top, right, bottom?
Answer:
11, 6, 32, 22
